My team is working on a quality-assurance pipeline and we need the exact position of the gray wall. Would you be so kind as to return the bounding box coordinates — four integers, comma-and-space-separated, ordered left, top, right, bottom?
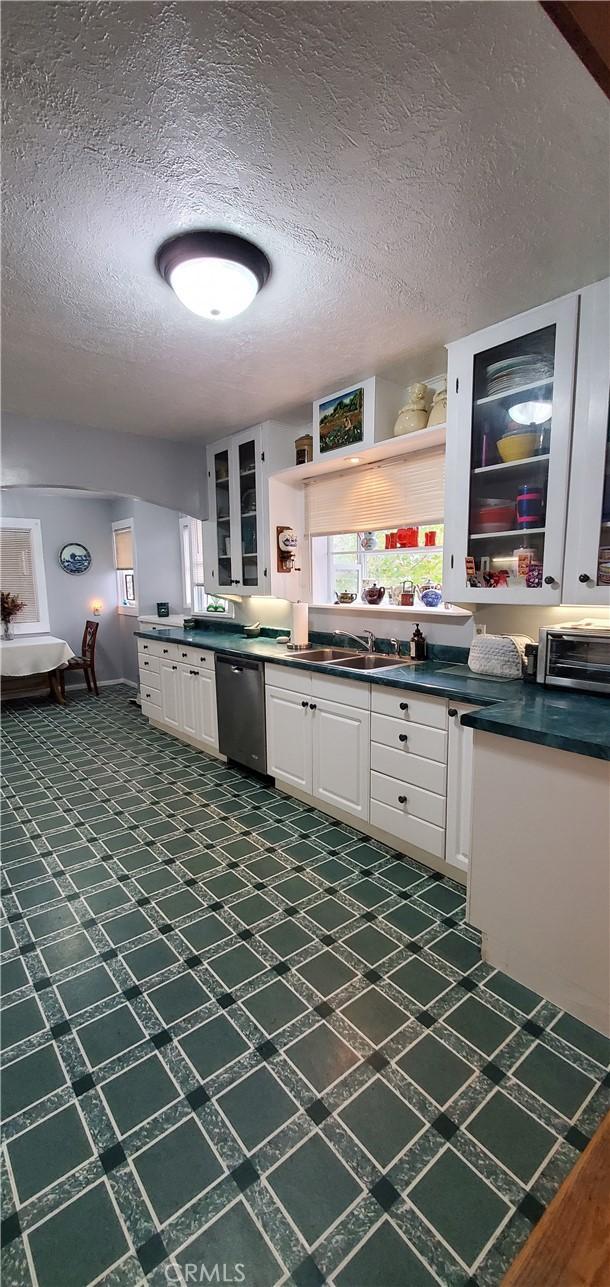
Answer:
1, 414, 206, 519
110, 497, 186, 684
1, 489, 123, 682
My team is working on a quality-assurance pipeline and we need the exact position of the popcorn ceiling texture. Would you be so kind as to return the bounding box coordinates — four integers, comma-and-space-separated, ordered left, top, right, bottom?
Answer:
2, 1, 608, 441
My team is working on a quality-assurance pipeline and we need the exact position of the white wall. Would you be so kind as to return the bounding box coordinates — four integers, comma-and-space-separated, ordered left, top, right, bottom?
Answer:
1, 490, 123, 682
232, 594, 607, 649
1, 414, 206, 519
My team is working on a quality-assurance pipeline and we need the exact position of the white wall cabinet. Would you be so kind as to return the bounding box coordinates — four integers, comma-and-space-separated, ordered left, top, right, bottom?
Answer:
563, 277, 610, 605
443, 292, 579, 605
205, 421, 301, 598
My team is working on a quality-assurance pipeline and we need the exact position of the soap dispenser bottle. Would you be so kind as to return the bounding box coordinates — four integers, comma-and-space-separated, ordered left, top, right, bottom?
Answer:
410, 623, 427, 661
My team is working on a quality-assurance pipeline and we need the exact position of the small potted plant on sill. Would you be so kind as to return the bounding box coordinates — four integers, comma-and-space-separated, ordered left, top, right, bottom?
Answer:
1, 591, 25, 640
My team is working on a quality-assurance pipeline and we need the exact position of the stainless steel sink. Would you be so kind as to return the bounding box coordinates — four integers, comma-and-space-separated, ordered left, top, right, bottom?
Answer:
290, 647, 361, 662
329, 654, 412, 670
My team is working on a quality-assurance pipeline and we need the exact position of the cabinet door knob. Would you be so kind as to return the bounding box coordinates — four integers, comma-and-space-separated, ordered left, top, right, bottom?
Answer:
144, 660, 149, 666
163, 648, 169, 654
448, 707, 458, 717
399, 733, 408, 743
578, 573, 591, 583
544, 575, 555, 585
398, 795, 407, 804
399, 701, 408, 711
309, 703, 317, 710
172, 665, 177, 670
181, 652, 188, 657
301, 699, 308, 708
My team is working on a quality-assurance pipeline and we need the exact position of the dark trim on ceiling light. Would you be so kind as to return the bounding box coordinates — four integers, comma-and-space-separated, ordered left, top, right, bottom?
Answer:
155, 230, 271, 292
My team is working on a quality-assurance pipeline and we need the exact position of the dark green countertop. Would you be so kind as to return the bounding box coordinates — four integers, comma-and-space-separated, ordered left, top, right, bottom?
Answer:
135, 627, 610, 761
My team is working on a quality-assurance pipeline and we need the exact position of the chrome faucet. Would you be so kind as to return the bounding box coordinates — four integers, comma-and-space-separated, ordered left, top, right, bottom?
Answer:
334, 629, 375, 653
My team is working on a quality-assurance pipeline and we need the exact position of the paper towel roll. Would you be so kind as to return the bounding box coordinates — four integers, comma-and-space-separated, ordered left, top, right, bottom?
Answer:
291, 601, 309, 646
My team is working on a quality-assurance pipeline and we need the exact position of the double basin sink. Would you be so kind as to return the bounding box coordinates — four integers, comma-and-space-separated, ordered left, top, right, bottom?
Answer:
289, 647, 414, 671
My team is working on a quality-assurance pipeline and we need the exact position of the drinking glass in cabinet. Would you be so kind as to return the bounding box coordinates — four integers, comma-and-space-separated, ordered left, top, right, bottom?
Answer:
467, 324, 555, 589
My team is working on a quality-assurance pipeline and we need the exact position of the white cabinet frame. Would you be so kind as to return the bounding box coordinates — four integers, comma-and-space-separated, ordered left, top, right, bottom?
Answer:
443, 292, 579, 605
563, 278, 610, 606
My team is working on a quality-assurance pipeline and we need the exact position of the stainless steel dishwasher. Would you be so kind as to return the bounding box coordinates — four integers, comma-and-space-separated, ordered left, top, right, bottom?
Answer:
215, 654, 267, 774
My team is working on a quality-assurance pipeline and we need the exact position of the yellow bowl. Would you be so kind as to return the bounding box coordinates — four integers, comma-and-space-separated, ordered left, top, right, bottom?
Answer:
497, 431, 538, 463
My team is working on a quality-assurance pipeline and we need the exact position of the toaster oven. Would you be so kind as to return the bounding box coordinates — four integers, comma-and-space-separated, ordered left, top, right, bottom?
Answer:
537, 625, 610, 695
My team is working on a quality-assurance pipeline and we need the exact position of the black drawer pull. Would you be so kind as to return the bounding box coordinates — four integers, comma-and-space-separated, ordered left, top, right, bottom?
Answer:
143, 644, 148, 650
181, 652, 188, 658
399, 733, 408, 743
163, 648, 169, 654
578, 573, 590, 583
309, 703, 317, 711
172, 665, 177, 671
448, 707, 458, 717
301, 700, 308, 708
399, 701, 408, 711
143, 660, 149, 666
398, 795, 407, 804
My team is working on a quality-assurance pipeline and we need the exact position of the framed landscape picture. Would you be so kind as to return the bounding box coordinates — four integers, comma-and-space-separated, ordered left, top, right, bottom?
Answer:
317, 385, 364, 456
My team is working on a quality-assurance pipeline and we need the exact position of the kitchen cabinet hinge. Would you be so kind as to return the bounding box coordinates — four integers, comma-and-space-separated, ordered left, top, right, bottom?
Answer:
263, 568, 267, 577
450, 555, 454, 569
261, 451, 265, 462
455, 378, 459, 393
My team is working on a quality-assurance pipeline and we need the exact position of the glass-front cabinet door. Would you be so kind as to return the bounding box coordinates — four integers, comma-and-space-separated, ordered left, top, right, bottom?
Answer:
212, 445, 233, 589
443, 293, 579, 604
206, 427, 267, 595
563, 278, 610, 606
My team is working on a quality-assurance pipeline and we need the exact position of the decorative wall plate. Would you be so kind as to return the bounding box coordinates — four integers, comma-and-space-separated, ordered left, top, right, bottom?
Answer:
59, 542, 92, 574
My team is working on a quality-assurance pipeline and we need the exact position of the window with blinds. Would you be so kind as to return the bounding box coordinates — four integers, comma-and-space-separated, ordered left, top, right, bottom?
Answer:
305, 446, 445, 536
112, 525, 134, 570
0, 518, 50, 633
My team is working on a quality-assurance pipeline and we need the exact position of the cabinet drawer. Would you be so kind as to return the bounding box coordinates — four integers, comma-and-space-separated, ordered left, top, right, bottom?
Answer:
139, 668, 160, 693
138, 639, 180, 662
371, 712, 447, 763
138, 654, 160, 676
371, 770, 445, 828
265, 663, 311, 696
370, 798, 445, 860
311, 672, 370, 710
371, 742, 447, 794
141, 687, 161, 710
174, 645, 215, 670
371, 686, 447, 729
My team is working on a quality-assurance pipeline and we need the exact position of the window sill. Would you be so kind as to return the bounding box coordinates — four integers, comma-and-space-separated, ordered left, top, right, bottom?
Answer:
117, 605, 139, 617
309, 602, 472, 621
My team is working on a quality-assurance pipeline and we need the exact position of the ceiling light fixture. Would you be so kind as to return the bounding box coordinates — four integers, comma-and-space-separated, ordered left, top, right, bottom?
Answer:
156, 230, 271, 321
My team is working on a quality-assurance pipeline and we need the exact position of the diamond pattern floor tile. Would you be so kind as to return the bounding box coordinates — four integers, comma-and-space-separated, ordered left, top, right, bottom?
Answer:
2, 686, 608, 1287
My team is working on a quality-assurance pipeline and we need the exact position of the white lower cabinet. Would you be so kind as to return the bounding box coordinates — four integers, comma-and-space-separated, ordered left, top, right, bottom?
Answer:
266, 685, 313, 794
445, 702, 478, 874
142, 643, 218, 752
159, 659, 181, 730
311, 697, 370, 822
265, 680, 369, 822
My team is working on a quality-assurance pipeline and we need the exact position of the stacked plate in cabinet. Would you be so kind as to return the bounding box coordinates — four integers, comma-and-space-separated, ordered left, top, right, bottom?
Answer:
485, 353, 554, 397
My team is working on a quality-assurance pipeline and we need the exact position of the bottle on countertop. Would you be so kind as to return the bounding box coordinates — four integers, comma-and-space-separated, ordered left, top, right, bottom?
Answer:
410, 623, 427, 661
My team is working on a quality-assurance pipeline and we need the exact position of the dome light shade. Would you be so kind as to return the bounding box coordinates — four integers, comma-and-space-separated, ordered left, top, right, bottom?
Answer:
156, 231, 270, 321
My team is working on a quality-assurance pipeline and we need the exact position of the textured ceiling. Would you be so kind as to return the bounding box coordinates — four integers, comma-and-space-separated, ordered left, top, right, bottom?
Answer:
2, 1, 608, 441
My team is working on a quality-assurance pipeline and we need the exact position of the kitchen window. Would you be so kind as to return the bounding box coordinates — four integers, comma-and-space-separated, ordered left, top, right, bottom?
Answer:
0, 517, 50, 633
313, 525, 444, 603
112, 519, 138, 615
180, 516, 234, 617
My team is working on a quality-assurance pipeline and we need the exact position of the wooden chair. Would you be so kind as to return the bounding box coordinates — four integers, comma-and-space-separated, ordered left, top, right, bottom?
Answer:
60, 620, 100, 697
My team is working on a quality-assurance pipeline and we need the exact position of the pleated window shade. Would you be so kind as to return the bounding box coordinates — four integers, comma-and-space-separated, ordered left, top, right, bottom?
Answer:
0, 527, 39, 623
305, 447, 445, 536
113, 526, 134, 569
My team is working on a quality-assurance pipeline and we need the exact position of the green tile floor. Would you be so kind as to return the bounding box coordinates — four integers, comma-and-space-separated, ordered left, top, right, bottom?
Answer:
1, 687, 609, 1287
